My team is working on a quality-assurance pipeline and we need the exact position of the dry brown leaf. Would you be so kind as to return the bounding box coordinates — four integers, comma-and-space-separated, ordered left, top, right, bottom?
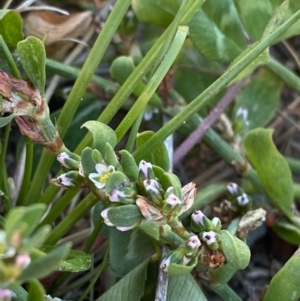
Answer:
23, 10, 93, 59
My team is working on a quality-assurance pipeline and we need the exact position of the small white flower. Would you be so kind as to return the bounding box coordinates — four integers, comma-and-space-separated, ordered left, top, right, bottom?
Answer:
57, 152, 69, 167
139, 160, 152, 178
101, 208, 114, 226
227, 183, 238, 195
57, 174, 75, 187
165, 194, 182, 208
187, 235, 201, 249
202, 231, 217, 245
144, 179, 160, 194
191, 210, 205, 226
15, 253, 31, 269
237, 193, 250, 206
89, 164, 115, 189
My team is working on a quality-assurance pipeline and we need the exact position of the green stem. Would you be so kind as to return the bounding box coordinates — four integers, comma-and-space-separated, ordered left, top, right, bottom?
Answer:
39, 180, 62, 205
39, 188, 80, 226
74, 0, 205, 153
78, 247, 109, 301
45, 192, 98, 245
25, 0, 133, 204
160, 224, 185, 248
0, 123, 12, 211
133, 10, 300, 162
83, 217, 104, 253
0, 35, 21, 210
267, 57, 300, 93
46, 58, 118, 94
125, 109, 145, 152
17, 138, 33, 206
0, 35, 21, 79
115, 26, 189, 141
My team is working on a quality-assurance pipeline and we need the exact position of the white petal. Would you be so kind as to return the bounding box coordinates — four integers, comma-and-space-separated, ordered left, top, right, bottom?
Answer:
101, 208, 114, 226
95, 163, 108, 174
117, 225, 135, 231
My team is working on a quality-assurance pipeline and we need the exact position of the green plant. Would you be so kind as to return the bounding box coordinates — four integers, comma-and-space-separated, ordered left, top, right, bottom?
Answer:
0, 0, 300, 300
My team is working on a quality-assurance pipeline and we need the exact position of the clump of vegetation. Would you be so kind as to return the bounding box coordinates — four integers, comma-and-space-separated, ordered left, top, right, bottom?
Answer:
1, 0, 300, 300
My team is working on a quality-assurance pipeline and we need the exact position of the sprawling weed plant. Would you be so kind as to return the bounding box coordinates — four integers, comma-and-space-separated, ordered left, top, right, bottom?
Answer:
1, 0, 300, 300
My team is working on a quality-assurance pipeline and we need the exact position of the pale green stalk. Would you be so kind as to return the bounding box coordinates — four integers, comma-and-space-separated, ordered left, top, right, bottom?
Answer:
25, 0, 133, 205
115, 26, 189, 141
133, 10, 300, 162
45, 192, 98, 245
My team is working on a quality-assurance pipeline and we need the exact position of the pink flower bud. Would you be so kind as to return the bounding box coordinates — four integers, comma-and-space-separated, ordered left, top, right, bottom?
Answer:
139, 160, 152, 178
186, 235, 201, 249
191, 210, 205, 226
0, 289, 12, 301
165, 194, 182, 208
144, 179, 160, 195
15, 253, 31, 268
227, 183, 238, 195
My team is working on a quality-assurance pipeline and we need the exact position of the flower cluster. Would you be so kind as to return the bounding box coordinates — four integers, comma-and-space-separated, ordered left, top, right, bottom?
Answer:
226, 182, 252, 209
160, 235, 201, 272
101, 159, 195, 232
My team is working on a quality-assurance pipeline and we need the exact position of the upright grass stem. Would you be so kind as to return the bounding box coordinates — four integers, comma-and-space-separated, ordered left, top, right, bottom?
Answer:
115, 26, 189, 141
0, 35, 22, 209
45, 192, 98, 245
25, 0, 133, 205
133, 10, 300, 162
75, 0, 206, 153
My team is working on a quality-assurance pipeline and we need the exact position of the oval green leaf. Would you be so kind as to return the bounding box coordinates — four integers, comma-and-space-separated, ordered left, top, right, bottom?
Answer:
188, 0, 246, 62
107, 205, 142, 227
233, 69, 281, 133
105, 171, 126, 194
120, 150, 139, 181
0, 115, 15, 127
167, 274, 208, 301
27, 280, 45, 301
220, 230, 250, 269
243, 128, 294, 218
18, 243, 71, 282
17, 36, 46, 96
272, 219, 300, 246
132, 0, 181, 27
263, 248, 300, 301
0, 10, 23, 48
97, 257, 150, 301
81, 121, 117, 155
